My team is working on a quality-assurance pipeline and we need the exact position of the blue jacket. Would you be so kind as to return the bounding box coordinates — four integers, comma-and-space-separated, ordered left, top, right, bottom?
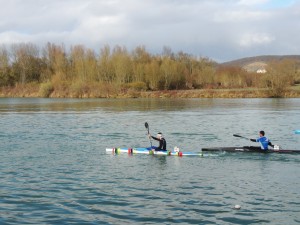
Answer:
256, 136, 270, 150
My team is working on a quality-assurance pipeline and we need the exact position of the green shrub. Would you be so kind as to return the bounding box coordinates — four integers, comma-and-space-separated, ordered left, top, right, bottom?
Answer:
39, 82, 54, 97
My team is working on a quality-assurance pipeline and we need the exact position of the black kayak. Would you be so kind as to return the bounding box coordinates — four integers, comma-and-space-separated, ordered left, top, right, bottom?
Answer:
202, 146, 300, 154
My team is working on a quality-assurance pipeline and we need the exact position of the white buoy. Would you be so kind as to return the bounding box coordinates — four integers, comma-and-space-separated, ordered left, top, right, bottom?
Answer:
234, 205, 241, 210
174, 146, 180, 152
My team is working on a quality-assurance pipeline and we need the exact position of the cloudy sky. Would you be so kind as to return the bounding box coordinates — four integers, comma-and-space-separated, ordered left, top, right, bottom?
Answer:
0, 0, 299, 62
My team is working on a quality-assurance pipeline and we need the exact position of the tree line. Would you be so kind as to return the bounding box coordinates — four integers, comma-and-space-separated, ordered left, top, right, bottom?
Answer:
0, 42, 299, 96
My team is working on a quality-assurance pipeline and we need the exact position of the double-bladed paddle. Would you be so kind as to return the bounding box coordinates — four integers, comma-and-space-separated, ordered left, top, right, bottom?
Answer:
233, 134, 249, 140
233, 134, 276, 148
145, 122, 152, 147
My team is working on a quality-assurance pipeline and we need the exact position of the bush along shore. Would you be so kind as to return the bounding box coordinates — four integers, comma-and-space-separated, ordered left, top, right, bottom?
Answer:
1, 83, 300, 98
1, 43, 300, 99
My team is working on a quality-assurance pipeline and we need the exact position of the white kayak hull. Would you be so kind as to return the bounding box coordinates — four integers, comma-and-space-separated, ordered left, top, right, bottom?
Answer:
106, 147, 203, 156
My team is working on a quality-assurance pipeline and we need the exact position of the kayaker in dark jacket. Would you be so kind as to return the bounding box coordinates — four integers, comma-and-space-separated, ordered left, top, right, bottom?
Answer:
250, 130, 273, 150
149, 132, 167, 151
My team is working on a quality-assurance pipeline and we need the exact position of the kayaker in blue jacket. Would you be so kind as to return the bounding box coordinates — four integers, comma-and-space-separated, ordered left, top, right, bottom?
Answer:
149, 132, 167, 151
250, 131, 273, 150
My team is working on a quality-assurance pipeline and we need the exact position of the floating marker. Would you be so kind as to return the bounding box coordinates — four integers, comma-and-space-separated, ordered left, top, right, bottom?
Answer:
234, 205, 241, 210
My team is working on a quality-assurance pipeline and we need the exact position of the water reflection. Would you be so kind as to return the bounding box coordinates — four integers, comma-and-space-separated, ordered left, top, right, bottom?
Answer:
1, 98, 300, 113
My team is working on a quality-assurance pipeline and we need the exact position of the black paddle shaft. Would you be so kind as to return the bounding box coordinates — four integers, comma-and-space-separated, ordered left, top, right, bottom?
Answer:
233, 134, 249, 140
145, 122, 149, 133
145, 122, 152, 146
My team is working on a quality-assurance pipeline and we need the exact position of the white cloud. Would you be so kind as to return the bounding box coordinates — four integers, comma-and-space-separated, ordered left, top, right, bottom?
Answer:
239, 33, 275, 47
0, 31, 31, 44
238, 0, 270, 6
0, 0, 299, 62
214, 10, 270, 23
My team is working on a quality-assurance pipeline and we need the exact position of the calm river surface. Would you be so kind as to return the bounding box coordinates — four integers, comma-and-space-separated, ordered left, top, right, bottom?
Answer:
1, 98, 300, 224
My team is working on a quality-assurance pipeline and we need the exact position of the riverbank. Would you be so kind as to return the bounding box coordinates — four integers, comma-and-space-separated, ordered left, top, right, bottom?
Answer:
1, 83, 300, 98
141, 89, 300, 98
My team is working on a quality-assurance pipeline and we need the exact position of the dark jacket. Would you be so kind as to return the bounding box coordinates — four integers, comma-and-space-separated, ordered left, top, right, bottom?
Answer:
151, 136, 167, 150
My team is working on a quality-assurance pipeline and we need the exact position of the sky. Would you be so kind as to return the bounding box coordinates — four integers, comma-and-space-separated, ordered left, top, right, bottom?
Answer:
0, 0, 299, 62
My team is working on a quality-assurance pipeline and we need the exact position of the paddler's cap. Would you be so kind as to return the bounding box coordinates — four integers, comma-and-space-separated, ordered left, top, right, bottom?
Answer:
157, 132, 163, 138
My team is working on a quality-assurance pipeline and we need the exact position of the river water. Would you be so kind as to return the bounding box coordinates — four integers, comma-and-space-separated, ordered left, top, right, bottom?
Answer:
0, 98, 300, 224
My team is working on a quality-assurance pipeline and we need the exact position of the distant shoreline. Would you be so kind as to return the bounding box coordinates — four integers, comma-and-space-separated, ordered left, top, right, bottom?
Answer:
1, 85, 300, 98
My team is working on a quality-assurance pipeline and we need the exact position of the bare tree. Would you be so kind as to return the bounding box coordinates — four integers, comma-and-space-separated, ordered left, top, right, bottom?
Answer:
11, 43, 42, 84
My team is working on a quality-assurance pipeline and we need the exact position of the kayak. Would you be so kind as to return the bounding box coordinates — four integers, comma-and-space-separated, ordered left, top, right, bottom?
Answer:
106, 147, 203, 156
202, 146, 300, 154
295, 130, 300, 134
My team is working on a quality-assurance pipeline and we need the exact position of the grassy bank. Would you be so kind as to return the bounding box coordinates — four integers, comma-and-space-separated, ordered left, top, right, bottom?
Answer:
140, 88, 300, 98
1, 83, 300, 98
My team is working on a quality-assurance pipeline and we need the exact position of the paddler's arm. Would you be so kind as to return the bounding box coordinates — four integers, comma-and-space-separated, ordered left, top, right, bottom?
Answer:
148, 134, 159, 141
268, 141, 274, 148
151, 136, 159, 141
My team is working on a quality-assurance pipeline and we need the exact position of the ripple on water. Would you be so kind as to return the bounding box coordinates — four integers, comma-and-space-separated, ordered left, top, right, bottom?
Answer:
1, 98, 300, 224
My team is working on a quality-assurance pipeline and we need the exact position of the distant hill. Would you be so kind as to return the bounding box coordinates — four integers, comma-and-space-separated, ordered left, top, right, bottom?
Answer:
220, 55, 300, 73
222, 55, 300, 67
242, 62, 268, 73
